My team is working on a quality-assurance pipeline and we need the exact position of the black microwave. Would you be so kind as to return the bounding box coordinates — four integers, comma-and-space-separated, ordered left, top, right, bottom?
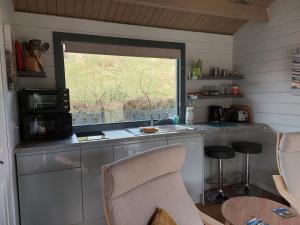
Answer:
20, 113, 73, 140
18, 89, 70, 114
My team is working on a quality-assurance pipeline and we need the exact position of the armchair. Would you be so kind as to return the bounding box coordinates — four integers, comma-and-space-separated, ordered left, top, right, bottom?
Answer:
273, 133, 300, 214
102, 144, 222, 225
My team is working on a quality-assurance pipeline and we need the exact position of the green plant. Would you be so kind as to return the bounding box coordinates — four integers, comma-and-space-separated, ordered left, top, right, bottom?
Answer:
190, 59, 203, 79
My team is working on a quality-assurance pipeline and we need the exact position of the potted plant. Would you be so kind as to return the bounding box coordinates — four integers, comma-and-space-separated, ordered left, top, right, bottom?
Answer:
190, 59, 203, 80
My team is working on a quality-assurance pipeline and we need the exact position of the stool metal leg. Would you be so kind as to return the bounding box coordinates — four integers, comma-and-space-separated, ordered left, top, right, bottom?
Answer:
218, 158, 223, 192
205, 158, 228, 203
232, 153, 263, 196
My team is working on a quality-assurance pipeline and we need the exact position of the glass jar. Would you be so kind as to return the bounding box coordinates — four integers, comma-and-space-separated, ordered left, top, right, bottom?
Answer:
232, 85, 240, 95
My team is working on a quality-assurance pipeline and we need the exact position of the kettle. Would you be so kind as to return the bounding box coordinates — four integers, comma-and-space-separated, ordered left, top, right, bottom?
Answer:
208, 106, 225, 123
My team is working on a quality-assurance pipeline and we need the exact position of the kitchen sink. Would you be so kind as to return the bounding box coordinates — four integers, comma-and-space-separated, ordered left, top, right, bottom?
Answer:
156, 124, 194, 132
127, 124, 195, 136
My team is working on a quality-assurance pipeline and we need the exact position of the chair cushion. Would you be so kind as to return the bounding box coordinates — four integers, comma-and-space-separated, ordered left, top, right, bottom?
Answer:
280, 133, 300, 153
231, 141, 262, 154
106, 172, 204, 225
103, 144, 204, 225
151, 208, 178, 225
280, 152, 300, 198
104, 144, 185, 199
204, 146, 235, 159
279, 133, 300, 198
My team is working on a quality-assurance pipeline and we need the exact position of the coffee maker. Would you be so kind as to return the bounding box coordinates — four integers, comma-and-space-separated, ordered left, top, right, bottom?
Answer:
208, 106, 225, 123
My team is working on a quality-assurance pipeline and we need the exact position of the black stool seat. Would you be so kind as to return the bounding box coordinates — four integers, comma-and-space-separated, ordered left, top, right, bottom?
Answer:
205, 146, 235, 159
231, 141, 262, 154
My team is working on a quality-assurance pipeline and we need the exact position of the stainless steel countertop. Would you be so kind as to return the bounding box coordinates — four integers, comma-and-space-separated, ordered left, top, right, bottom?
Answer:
15, 122, 268, 155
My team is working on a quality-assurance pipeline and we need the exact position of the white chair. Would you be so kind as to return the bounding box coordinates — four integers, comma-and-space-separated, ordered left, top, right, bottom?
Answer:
273, 133, 300, 214
102, 144, 222, 225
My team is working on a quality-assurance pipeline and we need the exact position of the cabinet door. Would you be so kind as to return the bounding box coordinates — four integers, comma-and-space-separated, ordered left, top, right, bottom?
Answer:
114, 138, 168, 160
168, 135, 204, 203
18, 168, 83, 225
81, 144, 113, 225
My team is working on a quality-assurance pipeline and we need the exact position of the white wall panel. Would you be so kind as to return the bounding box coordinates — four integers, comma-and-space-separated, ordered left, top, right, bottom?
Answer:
14, 12, 233, 123
233, 0, 300, 194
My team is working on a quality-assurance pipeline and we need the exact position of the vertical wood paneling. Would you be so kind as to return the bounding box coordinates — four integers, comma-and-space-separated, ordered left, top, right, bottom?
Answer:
127, 4, 141, 24
65, 0, 75, 17
73, 0, 83, 18
90, 0, 102, 20
16, 0, 28, 10
82, 0, 93, 19
120, 3, 134, 23
46, 0, 56, 15
14, 0, 272, 34
26, 0, 37, 12
113, 2, 127, 23
98, 0, 110, 20
105, 1, 119, 21
36, 0, 47, 13
153, 9, 170, 27
56, 0, 66, 16
140, 7, 155, 26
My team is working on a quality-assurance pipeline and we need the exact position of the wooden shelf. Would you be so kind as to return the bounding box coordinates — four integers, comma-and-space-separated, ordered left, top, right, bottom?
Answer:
17, 71, 46, 78
188, 75, 244, 80
188, 94, 244, 100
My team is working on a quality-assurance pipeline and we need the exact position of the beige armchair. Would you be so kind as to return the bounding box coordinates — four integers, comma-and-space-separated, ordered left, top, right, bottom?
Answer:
102, 144, 223, 225
273, 133, 300, 214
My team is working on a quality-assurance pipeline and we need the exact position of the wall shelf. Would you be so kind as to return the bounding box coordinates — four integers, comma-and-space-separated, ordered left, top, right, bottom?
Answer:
17, 71, 46, 78
188, 94, 244, 100
188, 75, 244, 80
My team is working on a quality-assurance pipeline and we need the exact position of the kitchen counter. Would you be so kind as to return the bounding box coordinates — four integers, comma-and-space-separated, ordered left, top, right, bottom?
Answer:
15, 122, 267, 155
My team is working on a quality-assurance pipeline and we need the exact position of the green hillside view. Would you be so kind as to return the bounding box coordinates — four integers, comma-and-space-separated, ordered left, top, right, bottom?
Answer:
64, 53, 177, 124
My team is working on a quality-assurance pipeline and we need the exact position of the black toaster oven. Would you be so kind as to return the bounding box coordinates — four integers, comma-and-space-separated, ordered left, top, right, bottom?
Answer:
20, 113, 72, 140
18, 88, 70, 114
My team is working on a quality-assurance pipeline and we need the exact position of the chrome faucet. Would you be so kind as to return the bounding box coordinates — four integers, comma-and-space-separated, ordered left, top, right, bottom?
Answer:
150, 114, 154, 127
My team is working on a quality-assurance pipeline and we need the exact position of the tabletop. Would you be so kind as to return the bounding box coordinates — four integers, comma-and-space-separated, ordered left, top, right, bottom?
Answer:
221, 196, 300, 225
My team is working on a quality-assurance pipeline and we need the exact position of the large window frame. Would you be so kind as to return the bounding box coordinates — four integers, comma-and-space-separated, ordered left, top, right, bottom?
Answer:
53, 32, 185, 132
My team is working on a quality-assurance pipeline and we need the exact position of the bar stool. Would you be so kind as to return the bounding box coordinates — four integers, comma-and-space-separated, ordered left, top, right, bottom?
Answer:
231, 141, 263, 196
205, 145, 235, 203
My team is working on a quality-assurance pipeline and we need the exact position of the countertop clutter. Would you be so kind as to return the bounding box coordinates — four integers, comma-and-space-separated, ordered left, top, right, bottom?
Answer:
15, 122, 267, 155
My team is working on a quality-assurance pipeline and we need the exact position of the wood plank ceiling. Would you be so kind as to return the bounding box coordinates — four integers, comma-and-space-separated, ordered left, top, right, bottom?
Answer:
13, 0, 275, 35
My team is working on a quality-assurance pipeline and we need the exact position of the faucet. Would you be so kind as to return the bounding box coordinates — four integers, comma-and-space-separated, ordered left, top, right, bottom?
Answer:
150, 114, 154, 127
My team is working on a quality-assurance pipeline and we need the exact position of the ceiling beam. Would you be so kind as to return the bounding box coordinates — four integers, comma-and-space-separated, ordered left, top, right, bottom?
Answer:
113, 0, 270, 22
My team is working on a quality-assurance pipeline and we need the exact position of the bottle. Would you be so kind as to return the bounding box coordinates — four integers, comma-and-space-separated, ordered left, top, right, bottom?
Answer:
185, 107, 194, 125
172, 114, 179, 125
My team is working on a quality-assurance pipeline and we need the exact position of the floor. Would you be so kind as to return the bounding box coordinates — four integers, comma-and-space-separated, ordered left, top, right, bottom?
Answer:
196, 184, 288, 223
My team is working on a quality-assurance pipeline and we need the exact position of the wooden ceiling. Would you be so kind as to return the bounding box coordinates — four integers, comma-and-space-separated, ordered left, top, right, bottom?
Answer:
13, 0, 275, 35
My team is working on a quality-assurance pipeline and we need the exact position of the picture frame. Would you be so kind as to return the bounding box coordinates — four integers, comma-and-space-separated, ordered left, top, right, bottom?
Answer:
3, 24, 17, 90
292, 48, 300, 95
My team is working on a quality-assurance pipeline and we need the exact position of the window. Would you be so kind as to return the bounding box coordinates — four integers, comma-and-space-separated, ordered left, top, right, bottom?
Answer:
53, 32, 185, 130
64, 53, 177, 126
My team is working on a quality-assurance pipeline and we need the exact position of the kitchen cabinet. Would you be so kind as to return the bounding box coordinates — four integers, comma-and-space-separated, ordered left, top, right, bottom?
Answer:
81, 143, 113, 225
113, 137, 168, 160
16, 149, 81, 175
167, 134, 204, 203
18, 168, 83, 225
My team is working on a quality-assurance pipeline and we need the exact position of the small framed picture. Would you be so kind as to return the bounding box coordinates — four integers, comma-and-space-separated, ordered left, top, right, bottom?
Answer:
292, 48, 300, 95
3, 24, 17, 90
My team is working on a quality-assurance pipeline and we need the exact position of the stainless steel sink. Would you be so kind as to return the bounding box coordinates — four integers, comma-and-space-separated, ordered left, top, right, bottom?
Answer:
126, 125, 195, 136
156, 124, 194, 132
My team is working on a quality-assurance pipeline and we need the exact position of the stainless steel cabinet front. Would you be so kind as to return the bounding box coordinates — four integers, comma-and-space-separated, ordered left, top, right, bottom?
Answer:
167, 134, 204, 204
81, 144, 113, 224
17, 148, 81, 175
113, 138, 168, 160
18, 168, 83, 225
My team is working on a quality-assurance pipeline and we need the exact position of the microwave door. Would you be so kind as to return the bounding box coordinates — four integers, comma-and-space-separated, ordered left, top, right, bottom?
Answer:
31, 93, 58, 110
29, 117, 56, 137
